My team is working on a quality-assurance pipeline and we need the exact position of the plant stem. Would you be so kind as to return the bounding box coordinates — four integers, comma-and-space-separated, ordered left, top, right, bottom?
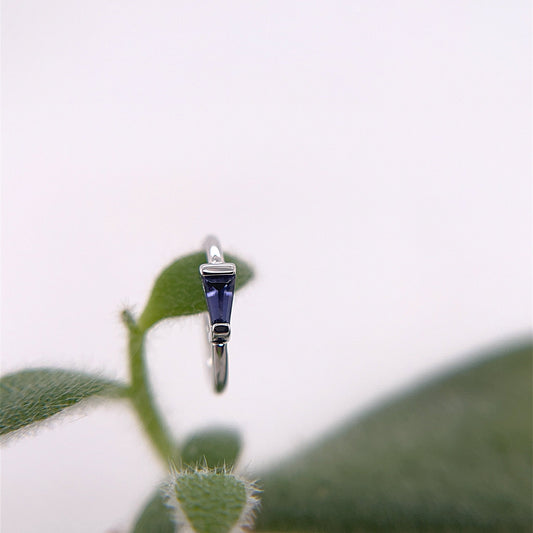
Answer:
123, 310, 177, 464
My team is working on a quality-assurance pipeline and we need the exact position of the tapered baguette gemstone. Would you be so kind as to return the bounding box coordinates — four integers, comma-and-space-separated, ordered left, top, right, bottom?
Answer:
201, 274, 236, 324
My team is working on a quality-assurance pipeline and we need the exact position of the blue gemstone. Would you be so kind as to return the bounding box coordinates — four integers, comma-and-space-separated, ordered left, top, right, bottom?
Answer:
201, 274, 236, 324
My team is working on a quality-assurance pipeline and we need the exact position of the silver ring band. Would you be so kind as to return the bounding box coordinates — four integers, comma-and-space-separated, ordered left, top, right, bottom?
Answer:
199, 236, 236, 393
204, 235, 225, 264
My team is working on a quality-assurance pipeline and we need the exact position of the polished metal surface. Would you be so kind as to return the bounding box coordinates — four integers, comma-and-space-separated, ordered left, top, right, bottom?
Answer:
211, 343, 228, 393
210, 322, 231, 343
203, 235, 224, 263
199, 263, 236, 275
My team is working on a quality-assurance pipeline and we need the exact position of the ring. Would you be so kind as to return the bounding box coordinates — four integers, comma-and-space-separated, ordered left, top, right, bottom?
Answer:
199, 235, 236, 393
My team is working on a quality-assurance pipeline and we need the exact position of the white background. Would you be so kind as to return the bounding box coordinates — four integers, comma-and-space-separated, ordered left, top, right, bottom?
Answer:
1, 1, 531, 532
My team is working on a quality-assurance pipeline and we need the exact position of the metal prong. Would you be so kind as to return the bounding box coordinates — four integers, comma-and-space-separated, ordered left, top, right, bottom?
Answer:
210, 323, 231, 343
199, 263, 236, 276
212, 343, 228, 393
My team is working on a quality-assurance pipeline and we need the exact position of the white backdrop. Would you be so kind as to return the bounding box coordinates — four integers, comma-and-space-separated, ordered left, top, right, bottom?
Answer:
2, 1, 531, 532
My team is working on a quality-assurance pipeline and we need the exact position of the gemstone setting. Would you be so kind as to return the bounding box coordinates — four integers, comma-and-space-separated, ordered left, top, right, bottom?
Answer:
201, 273, 236, 324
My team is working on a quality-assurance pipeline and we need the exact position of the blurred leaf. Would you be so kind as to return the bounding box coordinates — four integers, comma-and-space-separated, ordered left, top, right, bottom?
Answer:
0, 368, 126, 436
168, 469, 255, 533
182, 428, 241, 469
132, 490, 175, 533
131, 430, 242, 532
257, 341, 533, 532
138, 252, 253, 332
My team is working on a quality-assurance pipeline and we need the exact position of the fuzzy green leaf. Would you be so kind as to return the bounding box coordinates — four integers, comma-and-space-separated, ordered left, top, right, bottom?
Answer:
169, 470, 251, 533
257, 341, 532, 532
182, 428, 241, 469
0, 368, 126, 436
132, 490, 175, 533
132, 431, 243, 533
138, 252, 253, 332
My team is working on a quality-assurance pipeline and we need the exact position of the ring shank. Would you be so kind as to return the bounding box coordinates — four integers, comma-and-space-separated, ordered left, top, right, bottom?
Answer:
203, 235, 224, 263
212, 343, 228, 393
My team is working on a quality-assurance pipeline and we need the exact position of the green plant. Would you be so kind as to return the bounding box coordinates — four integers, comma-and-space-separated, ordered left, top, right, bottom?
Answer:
2, 246, 531, 533
1, 250, 258, 533
131, 339, 533, 533
257, 341, 532, 532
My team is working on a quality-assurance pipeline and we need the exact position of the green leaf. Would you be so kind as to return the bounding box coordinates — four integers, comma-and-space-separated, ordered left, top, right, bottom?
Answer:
182, 428, 241, 469
168, 469, 258, 533
257, 341, 532, 532
138, 252, 253, 332
0, 368, 126, 436
131, 430, 242, 533
132, 490, 175, 533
